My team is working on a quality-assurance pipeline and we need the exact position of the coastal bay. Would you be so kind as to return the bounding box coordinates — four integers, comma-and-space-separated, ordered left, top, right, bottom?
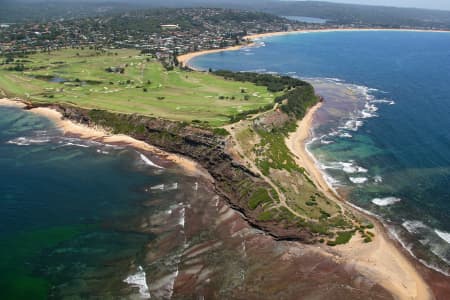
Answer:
189, 29, 450, 298
2, 2, 450, 298
1, 29, 450, 299
0, 100, 398, 299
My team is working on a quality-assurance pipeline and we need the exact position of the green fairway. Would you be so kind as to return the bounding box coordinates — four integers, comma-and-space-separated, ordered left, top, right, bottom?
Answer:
0, 49, 279, 126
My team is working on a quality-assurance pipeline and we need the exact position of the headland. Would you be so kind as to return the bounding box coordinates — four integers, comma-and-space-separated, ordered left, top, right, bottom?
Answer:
1, 41, 447, 298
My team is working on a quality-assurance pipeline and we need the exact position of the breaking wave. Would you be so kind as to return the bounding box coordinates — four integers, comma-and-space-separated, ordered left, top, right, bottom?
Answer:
7, 136, 50, 146
371, 197, 401, 206
123, 266, 150, 299
435, 229, 450, 244
402, 221, 450, 269
349, 177, 368, 184
322, 161, 368, 174
139, 153, 163, 169
402, 220, 428, 233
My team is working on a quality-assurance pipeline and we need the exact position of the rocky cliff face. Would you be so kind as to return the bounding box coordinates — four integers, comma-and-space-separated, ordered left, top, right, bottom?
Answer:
41, 104, 314, 242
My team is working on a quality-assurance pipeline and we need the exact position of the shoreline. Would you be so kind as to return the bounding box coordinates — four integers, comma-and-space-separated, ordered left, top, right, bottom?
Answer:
245, 27, 450, 41
179, 27, 450, 70
0, 46, 444, 296
0, 98, 27, 108
178, 27, 450, 297
287, 102, 434, 299
0, 99, 212, 180
177, 43, 255, 70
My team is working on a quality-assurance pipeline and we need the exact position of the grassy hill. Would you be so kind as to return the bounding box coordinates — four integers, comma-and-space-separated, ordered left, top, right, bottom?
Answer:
0, 49, 279, 126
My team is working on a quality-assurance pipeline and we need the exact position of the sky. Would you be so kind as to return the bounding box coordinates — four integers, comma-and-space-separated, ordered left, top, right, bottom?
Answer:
298, 0, 450, 11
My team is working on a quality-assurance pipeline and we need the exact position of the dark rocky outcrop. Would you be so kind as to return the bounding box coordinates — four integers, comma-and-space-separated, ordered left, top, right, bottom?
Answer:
36, 104, 314, 242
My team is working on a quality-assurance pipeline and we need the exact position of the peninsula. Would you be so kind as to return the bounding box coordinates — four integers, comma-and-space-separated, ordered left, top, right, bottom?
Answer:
1, 6, 449, 300
0, 45, 434, 300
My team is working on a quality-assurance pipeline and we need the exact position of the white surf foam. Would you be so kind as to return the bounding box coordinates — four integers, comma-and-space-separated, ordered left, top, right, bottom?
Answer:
349, 177, 368, 184
371, 197, 401, 206
150, 184, 164, 190
179, 206, 185, 228
373, 175, 383, 183
96, 149, 109, 155
360, 102, 379, 118
123, 266, 151, 299
389, 226, 450, 276
61, 142, 89, 148
338, 132, 352, 138
323, 161, 367, 174
166, 182, 178, 190
139, 153, 163, 169
402, 220, 427, 233
340, 119, 364, 131
320, 139, 334, 144
342, 163, 367, 174
435, 229, 450, 244
7, 137, 50, 146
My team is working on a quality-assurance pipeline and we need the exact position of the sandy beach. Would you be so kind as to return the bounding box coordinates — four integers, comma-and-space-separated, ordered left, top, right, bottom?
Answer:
178, 27, 450, 70
0, 98, 27, 108
3, 29, 446, 296
178, 29, 446, 298
245, 27, 450, 41
286, 102, 433, 299
0, 99, 211, 180
177, 44, 255, 70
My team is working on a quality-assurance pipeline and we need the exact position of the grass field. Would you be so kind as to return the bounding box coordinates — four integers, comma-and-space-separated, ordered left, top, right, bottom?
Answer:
0, 49, 279, 126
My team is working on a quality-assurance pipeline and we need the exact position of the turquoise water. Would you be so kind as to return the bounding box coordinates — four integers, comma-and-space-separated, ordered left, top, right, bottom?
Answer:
0, 106, 195, 298
191, 30, 450, 274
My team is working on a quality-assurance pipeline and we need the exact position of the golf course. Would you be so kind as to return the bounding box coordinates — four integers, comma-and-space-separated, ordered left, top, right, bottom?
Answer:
0, 48, 279, 126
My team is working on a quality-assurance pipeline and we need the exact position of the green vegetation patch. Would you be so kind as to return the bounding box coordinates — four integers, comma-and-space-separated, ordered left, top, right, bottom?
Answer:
255, 129, 304, 176
257, 210, 275, 221
326, 230, 355, 246
0, 49, 279, 126
248, 188, 273, 210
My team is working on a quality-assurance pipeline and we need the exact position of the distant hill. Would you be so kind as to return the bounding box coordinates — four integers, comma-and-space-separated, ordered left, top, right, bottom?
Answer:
245, 1, 450, 28
2, 0, 450, 29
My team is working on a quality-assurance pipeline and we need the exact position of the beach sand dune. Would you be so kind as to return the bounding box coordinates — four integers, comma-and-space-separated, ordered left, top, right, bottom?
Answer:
286, 103, 432, 300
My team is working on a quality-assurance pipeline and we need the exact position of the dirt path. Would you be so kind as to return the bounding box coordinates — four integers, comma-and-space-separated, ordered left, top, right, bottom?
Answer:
285, 101, 433, 300
224, 119, 322, 223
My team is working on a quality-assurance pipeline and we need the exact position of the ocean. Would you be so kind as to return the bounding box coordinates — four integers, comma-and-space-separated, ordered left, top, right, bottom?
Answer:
0, 106, 393, 299
0, 106, 197, 298
191, 30, 450, 275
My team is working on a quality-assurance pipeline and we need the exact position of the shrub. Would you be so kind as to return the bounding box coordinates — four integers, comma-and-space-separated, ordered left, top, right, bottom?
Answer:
248, 188, 272, 210
335, 231, 354, 244
258, 210, 274, 221
327, 240, 336, 246
213, 128, 229, 136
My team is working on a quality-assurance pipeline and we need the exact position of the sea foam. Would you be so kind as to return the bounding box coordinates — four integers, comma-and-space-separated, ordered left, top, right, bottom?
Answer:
7, 137, 50, 146
435, 229, 450, 244
373, 175, 383, 183
139, 153, 163, 169
349, 177, 368, 184
323, 161, 367, 174
371, 197, 401, 206
123, 266, 151, 299
402, 220, 427, 233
